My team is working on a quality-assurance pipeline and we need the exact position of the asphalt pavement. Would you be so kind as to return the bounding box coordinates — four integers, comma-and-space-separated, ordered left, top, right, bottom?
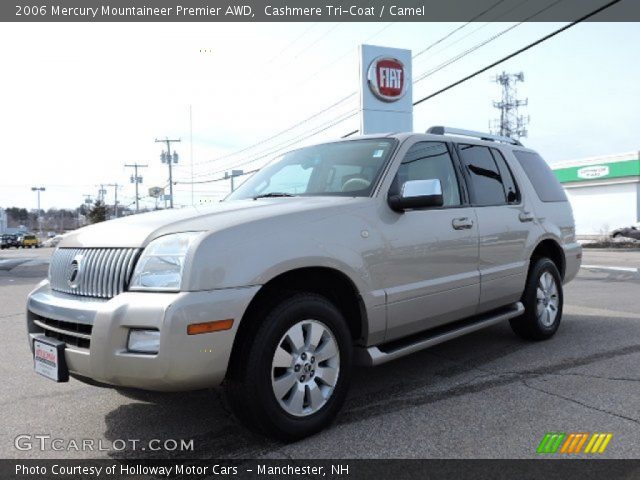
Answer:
1, 247, 639, 459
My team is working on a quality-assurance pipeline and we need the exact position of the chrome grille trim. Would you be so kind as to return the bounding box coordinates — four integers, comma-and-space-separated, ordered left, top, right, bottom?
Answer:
50, 248, 139, 298
33, 319, 91, 340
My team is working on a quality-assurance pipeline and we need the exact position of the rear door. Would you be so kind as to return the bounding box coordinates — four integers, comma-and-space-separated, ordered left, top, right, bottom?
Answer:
456, 144, 536, 312
374, 140, 480, 341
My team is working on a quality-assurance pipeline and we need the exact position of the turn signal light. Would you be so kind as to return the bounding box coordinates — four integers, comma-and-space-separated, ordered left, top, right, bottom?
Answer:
187, 319, 234, 335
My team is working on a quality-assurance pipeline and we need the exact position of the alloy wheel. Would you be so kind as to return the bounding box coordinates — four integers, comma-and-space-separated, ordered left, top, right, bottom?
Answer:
271, 319, 340, 417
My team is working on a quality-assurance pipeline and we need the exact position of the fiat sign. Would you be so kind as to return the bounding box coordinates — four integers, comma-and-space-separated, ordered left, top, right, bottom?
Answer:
367, 56, 406, 102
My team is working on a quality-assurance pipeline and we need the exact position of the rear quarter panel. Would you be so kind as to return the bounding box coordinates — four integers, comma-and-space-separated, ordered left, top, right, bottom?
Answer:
503, 147, 581, 283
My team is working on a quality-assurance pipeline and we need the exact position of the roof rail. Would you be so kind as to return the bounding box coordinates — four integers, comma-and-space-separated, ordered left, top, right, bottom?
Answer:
426, 126, 522, 146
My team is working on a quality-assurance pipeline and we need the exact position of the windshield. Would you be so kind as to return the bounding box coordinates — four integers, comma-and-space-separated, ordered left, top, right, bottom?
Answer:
226, 139, 396, 201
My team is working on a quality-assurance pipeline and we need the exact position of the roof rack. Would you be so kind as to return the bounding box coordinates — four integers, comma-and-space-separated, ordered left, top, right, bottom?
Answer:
426, 126, 522, 146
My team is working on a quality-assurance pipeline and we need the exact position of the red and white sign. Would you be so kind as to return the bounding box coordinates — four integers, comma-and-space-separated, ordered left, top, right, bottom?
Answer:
34, 340, 59, 381
367, 56, 406, 102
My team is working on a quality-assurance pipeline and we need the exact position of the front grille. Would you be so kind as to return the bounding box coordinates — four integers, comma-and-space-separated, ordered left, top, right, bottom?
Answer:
50, 248, 139, 299
33, 316, 93, 349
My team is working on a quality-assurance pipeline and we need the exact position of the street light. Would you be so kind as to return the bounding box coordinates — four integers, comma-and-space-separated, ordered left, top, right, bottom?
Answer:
30, 186, 45, 234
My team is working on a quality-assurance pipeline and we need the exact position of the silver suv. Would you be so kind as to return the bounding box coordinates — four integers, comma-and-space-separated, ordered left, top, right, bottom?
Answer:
27, 127, 581, 440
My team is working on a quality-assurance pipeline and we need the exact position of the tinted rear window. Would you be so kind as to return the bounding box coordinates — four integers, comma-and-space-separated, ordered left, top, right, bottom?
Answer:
513, 150, 567, 202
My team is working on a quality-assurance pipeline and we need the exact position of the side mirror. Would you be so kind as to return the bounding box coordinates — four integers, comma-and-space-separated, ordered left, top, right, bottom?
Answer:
388, 179, 444, 212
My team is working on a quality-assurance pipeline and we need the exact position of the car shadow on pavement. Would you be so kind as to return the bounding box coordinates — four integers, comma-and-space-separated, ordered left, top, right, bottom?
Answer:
104, 387, 281, 459
102, 324, 527, 459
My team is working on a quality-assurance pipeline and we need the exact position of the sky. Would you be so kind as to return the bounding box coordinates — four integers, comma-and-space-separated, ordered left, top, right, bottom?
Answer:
1, 12, 639, 210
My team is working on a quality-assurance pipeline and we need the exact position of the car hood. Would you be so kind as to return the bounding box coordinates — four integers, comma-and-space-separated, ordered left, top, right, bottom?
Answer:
60, 196, 370, 248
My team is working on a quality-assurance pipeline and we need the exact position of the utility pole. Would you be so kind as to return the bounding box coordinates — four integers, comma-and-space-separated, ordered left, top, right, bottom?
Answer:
490, 71, 529, 140
125, 163, 148, 213
105, 183, 120, 218
80, 194, 93, 228
189, 105, 194, 206
97, 185, 107, 203
155, 137, 181, 208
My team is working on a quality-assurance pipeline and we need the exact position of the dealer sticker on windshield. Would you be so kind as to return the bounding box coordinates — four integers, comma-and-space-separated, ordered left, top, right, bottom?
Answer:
34, 338, 68, 382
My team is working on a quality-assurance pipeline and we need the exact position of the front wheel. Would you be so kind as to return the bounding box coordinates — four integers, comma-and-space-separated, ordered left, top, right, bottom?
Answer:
510, 257, 564, 341
225, 293, 352, 440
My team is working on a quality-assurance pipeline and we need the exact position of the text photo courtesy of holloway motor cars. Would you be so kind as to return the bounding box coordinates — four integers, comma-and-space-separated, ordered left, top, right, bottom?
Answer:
1, 1, 640, 479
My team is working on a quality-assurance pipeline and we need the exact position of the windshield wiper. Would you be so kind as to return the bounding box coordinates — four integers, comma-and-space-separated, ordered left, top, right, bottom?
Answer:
253, 192, 297, 199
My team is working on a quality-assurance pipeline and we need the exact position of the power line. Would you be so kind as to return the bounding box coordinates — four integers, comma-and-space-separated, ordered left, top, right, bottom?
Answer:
188, 5, 507, 173
346, 0, 621, 139
184, 109, 358, 181
273, 22, 397, 102
412, 0, 508, 59
180, 112, 358, 185
414, 0, 622, 108
262, 23, 318, 66
190, 93, 355, 168
181, 0, 619, 184
291, 23, 342, 60
193, 110, 358, 181
413, 0, 565, 86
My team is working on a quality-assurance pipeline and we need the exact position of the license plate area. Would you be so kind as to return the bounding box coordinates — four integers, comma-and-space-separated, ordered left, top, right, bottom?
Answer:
33, 337, 69, 382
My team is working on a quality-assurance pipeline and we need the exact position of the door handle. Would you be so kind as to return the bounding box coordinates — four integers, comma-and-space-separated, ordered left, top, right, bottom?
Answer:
519, 211, 535, 222
452, 217, 474, 230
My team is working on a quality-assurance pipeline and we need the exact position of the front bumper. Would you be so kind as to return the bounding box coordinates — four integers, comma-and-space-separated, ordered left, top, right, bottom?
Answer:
26, 281, 259, 391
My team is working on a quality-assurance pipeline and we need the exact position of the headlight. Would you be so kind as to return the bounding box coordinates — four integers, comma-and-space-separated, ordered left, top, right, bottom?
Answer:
129, 232, 201, 291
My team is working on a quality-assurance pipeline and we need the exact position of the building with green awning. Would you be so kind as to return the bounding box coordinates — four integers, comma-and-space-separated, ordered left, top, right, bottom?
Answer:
551, 152, 640, 236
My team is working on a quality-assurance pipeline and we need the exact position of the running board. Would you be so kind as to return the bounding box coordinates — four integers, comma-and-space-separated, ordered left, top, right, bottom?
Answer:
356, 302, 524, 366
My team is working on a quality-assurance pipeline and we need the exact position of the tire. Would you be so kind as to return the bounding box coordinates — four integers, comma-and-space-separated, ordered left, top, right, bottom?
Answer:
510, 257, 563, 341
224, 293, 353, 441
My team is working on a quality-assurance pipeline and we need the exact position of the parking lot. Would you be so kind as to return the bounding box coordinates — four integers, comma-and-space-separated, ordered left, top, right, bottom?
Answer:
1, 247, 639, 459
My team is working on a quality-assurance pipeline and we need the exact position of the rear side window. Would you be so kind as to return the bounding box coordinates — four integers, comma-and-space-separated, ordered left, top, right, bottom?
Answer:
513, 150, 568, 202
490, 148, 520, 204
457, 144, 507, 206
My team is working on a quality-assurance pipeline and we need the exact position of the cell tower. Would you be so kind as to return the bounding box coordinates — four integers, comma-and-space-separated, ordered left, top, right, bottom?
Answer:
490, 71, 529, 140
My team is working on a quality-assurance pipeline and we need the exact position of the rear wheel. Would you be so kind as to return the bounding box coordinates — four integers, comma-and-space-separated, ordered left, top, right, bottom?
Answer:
224, 293, 352, 440
510, 257, 563, 341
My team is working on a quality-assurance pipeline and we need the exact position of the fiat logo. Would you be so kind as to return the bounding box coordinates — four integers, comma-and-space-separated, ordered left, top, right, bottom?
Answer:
367, 56, 406, 102
67, 254, 83, 289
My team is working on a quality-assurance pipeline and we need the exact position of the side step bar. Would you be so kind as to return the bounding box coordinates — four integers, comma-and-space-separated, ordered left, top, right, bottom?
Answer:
356, 302, 524, 366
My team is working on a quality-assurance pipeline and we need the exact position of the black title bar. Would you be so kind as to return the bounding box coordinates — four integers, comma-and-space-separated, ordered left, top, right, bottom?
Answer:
2, 459, 640, 480
2, 0, 638, 22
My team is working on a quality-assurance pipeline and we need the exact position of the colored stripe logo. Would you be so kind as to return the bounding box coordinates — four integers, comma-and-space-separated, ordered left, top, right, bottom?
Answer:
537, 433, 612, 454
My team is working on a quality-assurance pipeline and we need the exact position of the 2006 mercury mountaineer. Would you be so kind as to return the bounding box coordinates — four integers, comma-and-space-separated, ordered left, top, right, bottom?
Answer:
27, 127, 581, 440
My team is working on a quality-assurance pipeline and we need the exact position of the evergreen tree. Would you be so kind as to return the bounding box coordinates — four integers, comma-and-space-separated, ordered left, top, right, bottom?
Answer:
87, 200, 107, 224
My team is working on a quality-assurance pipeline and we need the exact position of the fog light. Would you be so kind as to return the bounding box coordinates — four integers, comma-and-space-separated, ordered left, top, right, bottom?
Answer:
128, 329, 160, 354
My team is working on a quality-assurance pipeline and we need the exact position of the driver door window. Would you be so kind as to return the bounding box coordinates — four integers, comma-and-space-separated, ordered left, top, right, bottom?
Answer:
394, 142, 461, 207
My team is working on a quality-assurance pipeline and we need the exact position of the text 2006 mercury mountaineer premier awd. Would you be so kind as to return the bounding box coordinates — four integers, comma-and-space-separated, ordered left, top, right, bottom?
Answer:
27, 127, 581, 440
